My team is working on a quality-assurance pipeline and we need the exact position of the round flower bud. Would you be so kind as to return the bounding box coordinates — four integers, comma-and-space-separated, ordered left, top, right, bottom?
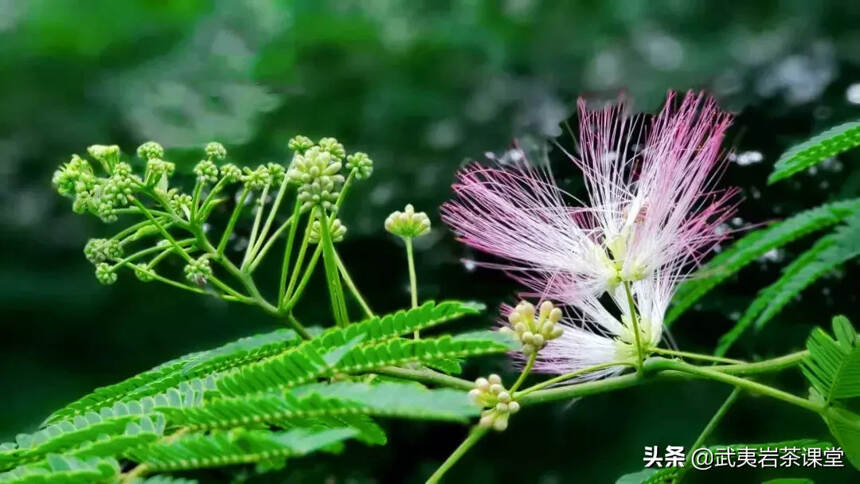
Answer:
53, 154, 95, 197
308, 217, 347, 244
287, 147, 344, 211
345, 152, 374, 180
194, 160, 219, 184
243, 165, 271, 191
184, 257, 212, 286
95, 263, 117, 285
136, 141, 164, 161
87, 145, 120, 172
145, 158, 175, 185
205, 142, 227, 160
169, 192, 193, 219
84, 238, 123, 264
384, 204, 431, 238
318, 137, 346, 160
220, 163, 242, 183
134, 266, 154, 282
288, 135, 314, 153
267, 163, 286, 185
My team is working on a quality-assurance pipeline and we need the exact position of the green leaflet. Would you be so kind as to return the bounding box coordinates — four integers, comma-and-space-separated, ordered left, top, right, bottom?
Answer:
801, 316, 860, 404
310, 300, 485, 351
768, 120, 860, 184
666, 199, 860, 326
126, 428, 356, 472
0, 456, 119, 484
131, 477, 198, 484
715, 216, 860, 356
821, 406, 860, 469
160, 381, 478, 430
331, 331, 516, 374
42, 329, 302, 426
44, 301, 480, 424
42, 349, 205, 426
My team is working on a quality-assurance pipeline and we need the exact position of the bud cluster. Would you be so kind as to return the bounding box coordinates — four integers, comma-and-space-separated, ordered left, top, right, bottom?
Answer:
308, 217, 347, 244
286, 135, 373, 213
84, 238, 123, 264
95, 263, 117, 285
468, 374, 520, 431
500, 301, 564, 355
384, 204, 431, 239
194, 159, 219, 184
184, 257, 213, 286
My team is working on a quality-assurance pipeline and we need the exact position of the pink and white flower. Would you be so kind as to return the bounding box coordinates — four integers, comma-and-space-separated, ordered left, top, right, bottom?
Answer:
444, 91, 739, 376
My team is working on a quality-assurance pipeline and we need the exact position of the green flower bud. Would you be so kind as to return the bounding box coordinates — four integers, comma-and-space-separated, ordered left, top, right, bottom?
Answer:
134, 265, 154, 282
384, 204, 431, 238
318, 137, 346, 160
267, 163, 286, 185
205, 141, 227, 160
308, 217, 346, 244
136, 141, 164, 161
194, 159, 219, 184
53, 154, 96, 197
87, 145, 121, 173
220, 163, 242, 183
288, 135, 314, 154
243, 165, 271, 191
84, 238, 123, 264
145, 158, 175, 185
470, 374, 517, 432
288, 147, 344, 212
95, 263, 117, 285
169, 192, 193, 219
346, 152, 374, 180
184, 257, 212, 286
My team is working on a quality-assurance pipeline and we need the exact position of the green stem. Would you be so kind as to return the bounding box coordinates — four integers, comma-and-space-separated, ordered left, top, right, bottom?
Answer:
509, 352, 536, 394
216, 186, 249, 256
334, 248, 374, 318
622, 281, 644, 372
284, 209, 316, 303
405, 237, 419, 338
132, 199, 192, 262
426, 426, 489, 484
286, 312, 313, 340
242, 185, 269, 268
651, 347, 744, 365
278, 199, 304, 307
110, 239, 195, 269
248, 177, 290, 261
283, 245, 323, 310
648, 359, 823, 414
374, 366, 474, 391
516, 361, 634, 397
190, 181, 203, 220
690, 388, 741, 452
319, 210, 349, 327
248, 213, 295, 272
199, 176, 229, 215
712, 351, 808, 376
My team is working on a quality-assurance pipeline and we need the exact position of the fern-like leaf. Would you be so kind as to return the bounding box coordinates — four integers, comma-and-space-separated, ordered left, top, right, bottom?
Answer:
126, 428, 355, 472
311, 300, 484, 351
160, 381, 478, 430
768, 120, 860, 184
801, 315, 860, 404
666, 199, 860, 326
715, 216, 860, 356
331, 331, 516, 374
0, 456, 119, 484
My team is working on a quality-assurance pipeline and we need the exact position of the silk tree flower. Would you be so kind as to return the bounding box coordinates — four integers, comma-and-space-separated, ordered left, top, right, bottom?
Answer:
442, 90, 739, 301
504, 271, 675, 379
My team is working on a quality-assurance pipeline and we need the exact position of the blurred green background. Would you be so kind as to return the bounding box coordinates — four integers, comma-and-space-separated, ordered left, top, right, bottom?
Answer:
1, 1, 859, 482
